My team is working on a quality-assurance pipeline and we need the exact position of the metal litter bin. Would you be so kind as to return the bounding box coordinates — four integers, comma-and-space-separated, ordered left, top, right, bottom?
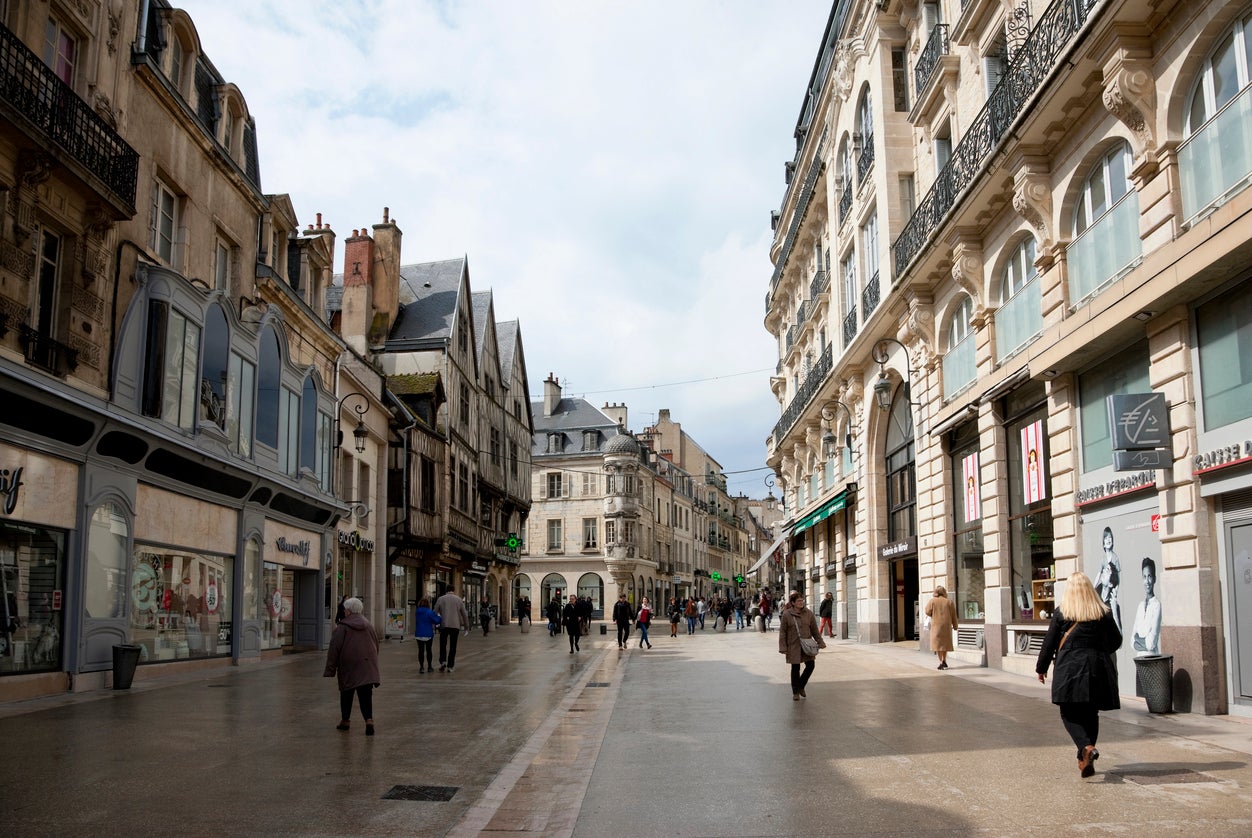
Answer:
112, 644, 142, 690
1134, 654, 1173, 713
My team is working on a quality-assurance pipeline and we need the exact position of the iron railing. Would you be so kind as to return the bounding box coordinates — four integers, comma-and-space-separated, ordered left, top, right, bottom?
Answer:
914, 24, 950, 99
862, 271, 880, 317
892, 0, 1101, 278
857, 140, 875, 185
768, 135, 827, 308
19, 325, 78, 376
839, 184, 853, 225
772, 342, 833, 445
0, 24, 138, 212
810, 269, 829, 300
842, 307, 859, 348
795, 300, 809, 327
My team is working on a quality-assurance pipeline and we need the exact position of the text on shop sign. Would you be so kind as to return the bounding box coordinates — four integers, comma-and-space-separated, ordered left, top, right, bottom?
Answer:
1193, 440, 1252, 473
1075, 470, 1155, 505
0, 467, 23, 516
275, 538, 312, 566
337, 529, 375, 552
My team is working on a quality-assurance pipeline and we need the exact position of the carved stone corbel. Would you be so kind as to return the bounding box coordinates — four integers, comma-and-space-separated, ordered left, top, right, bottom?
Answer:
1012, 160, 1055, 268
13, 151, 54, 244
948, 232, 984, 308
1102, 56, 1157, 179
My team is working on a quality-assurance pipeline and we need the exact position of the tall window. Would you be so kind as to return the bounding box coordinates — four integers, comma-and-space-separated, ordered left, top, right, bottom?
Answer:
995, 237, 1041, 361
508, 441, 518, 478
150, 179, 180, 266
892, 47, 909, 111
256, 328, 281, 449
459, 383, 469, 427
547, 519, 563, 551
278, 387, 299, 474
214, 240, 231, 291
582, 472, 598, 496
419, 457, 436, 511
1181, 12, 1252, 219
606, 519, 617, 545
857, 88, 873, 160
950, 423, 984, 620
842, 249, 858, 345
1197, 281, 1252, 430
458, 461, 470, 511
43, 16, 76, 86
226, 353, 254, 457
546, 472, 563, 498
862, 211, 879, 285
168, 36, 185, 92
983, 33, 1007, 99
490, 427, 501, 466
33, 227, 61, 339
1078, 342, 1150, 471
1070, 142, 1139, 304
299, 376, 318, 472
143, 303, 199, 430
583, 518, 598, 549
943, 295, 976, 399
934, 121, 953, 173
201, 304, 229, 430
885, 386, 916, 540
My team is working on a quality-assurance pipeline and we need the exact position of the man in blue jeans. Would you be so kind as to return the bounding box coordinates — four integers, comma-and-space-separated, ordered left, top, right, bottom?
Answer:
734, 595, 746, 630
433, 589, 469, 673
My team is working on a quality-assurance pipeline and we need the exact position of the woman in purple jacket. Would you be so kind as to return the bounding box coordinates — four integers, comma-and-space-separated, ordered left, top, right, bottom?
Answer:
324, 597, 381, 736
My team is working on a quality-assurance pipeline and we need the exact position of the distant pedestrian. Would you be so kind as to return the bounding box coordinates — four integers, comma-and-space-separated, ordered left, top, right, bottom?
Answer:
819, 592, 834, 637
564, 595, 582, 653
578, 596, 593, 635
684, 597, 698, 635
779, 591, 825, 700
612, 593, 633, 648
760, 590, 774, 631
636, 597, 653, 649
697, 596, 707, 629
717, 598, 733, 632
925, 586, 959, 670
479, 597, 492, 636
323, 597, 380, 735
519, 596, 532, 631
547, 598, 562, 636
1035, 571, 1122, 778
433, 589, 469, 673
334, 595, 346, 625
412, 597, 440, 674
669, 598, 681, 637
734, 594, 746, 630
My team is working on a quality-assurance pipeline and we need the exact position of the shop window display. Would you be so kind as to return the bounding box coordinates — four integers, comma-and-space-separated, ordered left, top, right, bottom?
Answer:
0, 523, 66, 675
261, 562, 293, 650
1005, 390, 1054, 621
130, 546, 232, 661
950, 425, 985, 620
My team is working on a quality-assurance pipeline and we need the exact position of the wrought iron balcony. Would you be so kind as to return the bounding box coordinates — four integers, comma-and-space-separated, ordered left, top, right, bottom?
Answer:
772, 342, 833, 445
810, 270, 829, 300
786, 325, 797, 352
914, 24, 950, 99
842, 307, 859, 348
795, 300, 809, 327
839, 184, 853, 225
892, 0, 1101, 277
19, 325, 78, 377
862, 270, 880, 317
0, 24, 138, 213
769, 135, 828, 296
857, 141, 875, 185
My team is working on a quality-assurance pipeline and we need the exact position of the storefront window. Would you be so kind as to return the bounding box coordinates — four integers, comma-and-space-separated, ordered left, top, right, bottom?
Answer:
1079, 342, 1150, 472
1006, 384, 1054, 621
1196, 281, 1252, 430
950, 424, 985, 621
130, 546, 232, 661
85, 503, 128, 619
577, 572, 604, 617
0, 521, 66, 675
389, 562, 419, 613
513, 574, 531, 604
243, 538, 260, 621
261, 562, 292, 650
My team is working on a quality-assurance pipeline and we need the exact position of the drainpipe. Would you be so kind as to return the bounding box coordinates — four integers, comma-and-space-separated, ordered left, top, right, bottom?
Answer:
136, 0, 151, 53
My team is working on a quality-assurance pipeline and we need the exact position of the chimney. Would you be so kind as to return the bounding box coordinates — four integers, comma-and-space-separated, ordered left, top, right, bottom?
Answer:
601, 400, 628, 430
340, 228, 374, 354
543, 373, 562, 417
370, 206, 402, 344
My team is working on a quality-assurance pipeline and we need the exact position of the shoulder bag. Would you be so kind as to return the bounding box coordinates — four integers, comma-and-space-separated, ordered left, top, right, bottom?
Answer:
793, 614, 820, 657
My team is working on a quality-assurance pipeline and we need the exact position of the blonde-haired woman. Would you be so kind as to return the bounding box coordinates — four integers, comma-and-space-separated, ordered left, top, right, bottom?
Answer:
1035, 572, 1121, 777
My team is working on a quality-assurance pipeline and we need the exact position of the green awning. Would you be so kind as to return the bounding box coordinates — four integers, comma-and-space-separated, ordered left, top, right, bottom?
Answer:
791, 491, 848, 535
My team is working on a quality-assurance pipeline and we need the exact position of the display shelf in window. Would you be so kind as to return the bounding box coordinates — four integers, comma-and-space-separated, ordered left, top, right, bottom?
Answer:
1031, 576, 1055, 620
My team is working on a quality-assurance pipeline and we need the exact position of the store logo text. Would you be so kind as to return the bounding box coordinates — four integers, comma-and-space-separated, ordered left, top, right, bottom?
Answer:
1193, 440, 1252, 472
0, 467, 22, 516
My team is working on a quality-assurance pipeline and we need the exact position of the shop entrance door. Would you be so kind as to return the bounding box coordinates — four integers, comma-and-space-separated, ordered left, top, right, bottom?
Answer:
291, 569, 320, 648
845, 570, 858, 641
1229, 521, 1252, 702
892, 558, 919, 641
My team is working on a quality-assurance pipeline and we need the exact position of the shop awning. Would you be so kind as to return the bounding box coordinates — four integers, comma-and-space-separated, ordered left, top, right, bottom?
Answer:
748, 527, 792, 574
791, 489, 850, 536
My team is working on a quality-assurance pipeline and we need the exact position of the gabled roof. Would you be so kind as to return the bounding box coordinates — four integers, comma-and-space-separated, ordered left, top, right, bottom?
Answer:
386, 258, 467, 348
471, 290, 503, 386
496, 320, 519, 386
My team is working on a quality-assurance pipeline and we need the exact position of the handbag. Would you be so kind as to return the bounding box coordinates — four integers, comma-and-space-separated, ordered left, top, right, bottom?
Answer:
793, 615, 820, 657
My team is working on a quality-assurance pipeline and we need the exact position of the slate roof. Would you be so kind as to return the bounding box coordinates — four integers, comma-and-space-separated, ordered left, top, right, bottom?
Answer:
387, 258, 467, 348
532, 397, 617, 456
496, 320, 519, 386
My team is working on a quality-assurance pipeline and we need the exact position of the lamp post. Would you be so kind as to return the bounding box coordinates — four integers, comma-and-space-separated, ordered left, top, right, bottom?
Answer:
871, 338, 921, 432
820, 400, 855, 460
764, 474, 777, 504
336, 392, 370, 454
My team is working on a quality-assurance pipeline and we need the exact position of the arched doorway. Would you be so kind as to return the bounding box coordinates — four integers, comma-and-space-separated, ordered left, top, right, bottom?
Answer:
884, 383, 919, 642
541, 573, 566, 612
577, 573, 604, 618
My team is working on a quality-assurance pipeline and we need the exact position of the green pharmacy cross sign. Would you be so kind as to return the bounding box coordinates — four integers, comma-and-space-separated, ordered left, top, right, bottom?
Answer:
710, 571, 722, 582
505, 533, 520, 552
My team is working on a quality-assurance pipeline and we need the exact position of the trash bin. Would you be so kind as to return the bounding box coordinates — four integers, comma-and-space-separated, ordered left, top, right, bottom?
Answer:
112, 644, 142, 690
1135, 654, 1173, 713
599, 623, 607, 635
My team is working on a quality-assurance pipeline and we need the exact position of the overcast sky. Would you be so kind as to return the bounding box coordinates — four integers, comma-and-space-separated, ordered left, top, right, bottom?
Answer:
178, 0, 829, 497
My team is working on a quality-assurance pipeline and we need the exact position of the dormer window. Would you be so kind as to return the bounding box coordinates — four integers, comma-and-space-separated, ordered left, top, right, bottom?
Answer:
582, 430, 598, 451
547, 433, 561, 453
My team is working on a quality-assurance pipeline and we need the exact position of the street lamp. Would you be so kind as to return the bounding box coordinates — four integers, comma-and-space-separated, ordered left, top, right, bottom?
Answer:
820, 400, 855, 460
336, 392, 370, 454
871, 337, 918, 419
764, 474, 777, 504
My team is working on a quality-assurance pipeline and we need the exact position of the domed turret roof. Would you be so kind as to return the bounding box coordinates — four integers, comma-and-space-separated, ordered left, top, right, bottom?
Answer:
604, 430, 640, 456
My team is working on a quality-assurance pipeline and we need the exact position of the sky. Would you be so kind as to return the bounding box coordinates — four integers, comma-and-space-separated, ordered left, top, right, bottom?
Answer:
178, 0, 831, 497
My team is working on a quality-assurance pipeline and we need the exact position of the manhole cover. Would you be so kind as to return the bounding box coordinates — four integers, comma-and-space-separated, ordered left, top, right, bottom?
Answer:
381, 785, 458, 801
1114, 768, 1212, 785
586, 682, 610, 687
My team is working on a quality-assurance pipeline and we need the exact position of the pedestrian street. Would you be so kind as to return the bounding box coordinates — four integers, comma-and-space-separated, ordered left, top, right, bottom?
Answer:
1, 622, 1250, 837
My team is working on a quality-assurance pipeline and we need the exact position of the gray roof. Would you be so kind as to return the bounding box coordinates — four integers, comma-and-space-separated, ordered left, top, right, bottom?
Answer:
496, 320, 519, 386
532, 397, 617, 456
604, 431, 641, 456
387, 258, 467, 348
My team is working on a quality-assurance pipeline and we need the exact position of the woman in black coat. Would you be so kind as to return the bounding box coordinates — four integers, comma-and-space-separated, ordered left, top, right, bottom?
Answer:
1036, 571, 1122, 778
562, 595, 582, 653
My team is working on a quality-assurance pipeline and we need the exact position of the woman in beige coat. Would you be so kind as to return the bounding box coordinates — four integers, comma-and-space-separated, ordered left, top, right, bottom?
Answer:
925, 586, 959, 670
778, 591, 826, 700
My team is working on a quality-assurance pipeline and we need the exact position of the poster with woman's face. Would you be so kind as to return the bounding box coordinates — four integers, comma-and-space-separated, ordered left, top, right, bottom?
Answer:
1084, 505, 1162, 696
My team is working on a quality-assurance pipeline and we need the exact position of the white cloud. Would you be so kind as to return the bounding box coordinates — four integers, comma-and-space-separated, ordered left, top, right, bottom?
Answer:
178, 0, 826, 480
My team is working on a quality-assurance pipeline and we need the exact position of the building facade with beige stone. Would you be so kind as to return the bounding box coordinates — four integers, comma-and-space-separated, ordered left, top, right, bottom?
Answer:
766, 0, 1252, 715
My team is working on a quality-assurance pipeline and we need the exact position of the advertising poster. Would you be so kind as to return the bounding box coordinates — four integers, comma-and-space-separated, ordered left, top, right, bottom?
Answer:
1083, 500, 1162, 696
1022, 420, 1047, 505
385, 608, 406, 638
962, 452, 981, 524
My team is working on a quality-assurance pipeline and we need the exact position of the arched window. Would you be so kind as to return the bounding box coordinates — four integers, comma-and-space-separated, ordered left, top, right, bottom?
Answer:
256, 327, 281, 449
943, 295, 976, 399
513, 574, 532, 604
541, 573, 565, 607
994, 237, 1041, 361
299, 375, 317, 471
856, 87, 874, 182
1181, 12, 1252, 219
578, 573, 605, 617
85, 502, 129, 620
884, 386, 916, 542
201, 304, 229, 430
1069, 142, 1139, 303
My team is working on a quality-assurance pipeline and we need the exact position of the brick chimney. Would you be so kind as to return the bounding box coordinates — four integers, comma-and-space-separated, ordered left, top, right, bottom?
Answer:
543, 373, 562, 417
370, 206, 402, 345
340, 228, 374, 354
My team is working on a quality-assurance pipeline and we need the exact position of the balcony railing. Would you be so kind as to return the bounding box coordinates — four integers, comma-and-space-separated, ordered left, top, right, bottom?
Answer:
914, 24, 950, 99
861, 270, 880, 317
772, 342, 833, 445
795, 300, 809, 327
19, 325, 78, 377
0, 23, 138, 212
768, 135, 828, 309
785, 325, 797, 353
839, 184, 853, 225
843, 306, 859, 348
857, 140, 875, 185
892, 0, 1102, 278
810, 270, 829, 300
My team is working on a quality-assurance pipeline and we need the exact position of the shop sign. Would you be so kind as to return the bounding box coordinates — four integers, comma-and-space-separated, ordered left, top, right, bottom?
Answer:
878, 536, 917, 560
1193, 439, 1252, 474
275, 537, 312, 566
0, 466, 23, 516
1108, 393, 1170, 449
1076, 471, 1156, 506
843, 554, 857, 571
824, 562, 839, 577
217, 621, 232, 646
337, 529, 375, 553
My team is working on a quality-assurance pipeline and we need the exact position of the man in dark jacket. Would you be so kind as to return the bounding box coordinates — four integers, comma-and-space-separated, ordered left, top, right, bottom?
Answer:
546, 598, 562, 636
563, 595, 582, 653
611, 593, 633, 648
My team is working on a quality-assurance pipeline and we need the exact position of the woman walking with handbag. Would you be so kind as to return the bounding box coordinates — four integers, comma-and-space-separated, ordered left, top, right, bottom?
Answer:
636, 597, 653, 649
779, 591, 825, 700
1035, 571, 1122, 777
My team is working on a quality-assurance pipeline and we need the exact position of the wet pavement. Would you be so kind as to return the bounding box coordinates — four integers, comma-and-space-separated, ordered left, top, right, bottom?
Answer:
1, 623, 1250, 837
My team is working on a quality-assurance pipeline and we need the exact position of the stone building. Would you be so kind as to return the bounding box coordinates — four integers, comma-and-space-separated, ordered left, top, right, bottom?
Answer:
766, 0, 1252, 715
0, 1, 380, 700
